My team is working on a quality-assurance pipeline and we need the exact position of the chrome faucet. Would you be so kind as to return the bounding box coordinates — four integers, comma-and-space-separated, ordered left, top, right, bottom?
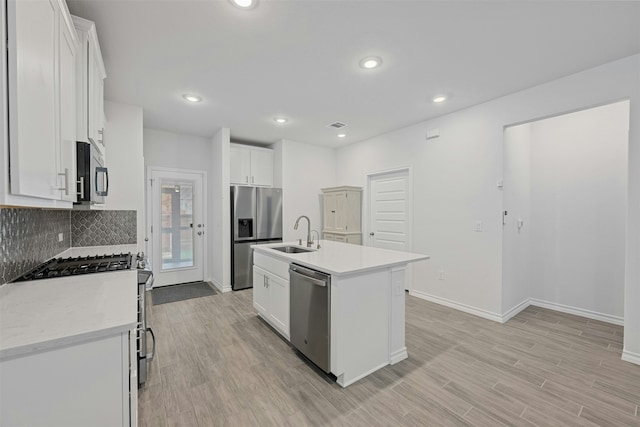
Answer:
311, 230, 321, 249
294, 215, 312, 247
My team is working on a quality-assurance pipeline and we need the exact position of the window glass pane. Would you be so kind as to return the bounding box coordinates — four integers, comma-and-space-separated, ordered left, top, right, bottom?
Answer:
160, 180, 194, 270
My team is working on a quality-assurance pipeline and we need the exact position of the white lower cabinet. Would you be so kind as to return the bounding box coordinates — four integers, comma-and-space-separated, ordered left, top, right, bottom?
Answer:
0, 330, 137, 427
267, 272, 289, 335
253, 266, 269, 317
253, 253, 290, 340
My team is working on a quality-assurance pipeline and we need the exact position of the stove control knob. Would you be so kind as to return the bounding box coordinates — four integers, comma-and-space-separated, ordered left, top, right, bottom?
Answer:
137, 260, 146, 269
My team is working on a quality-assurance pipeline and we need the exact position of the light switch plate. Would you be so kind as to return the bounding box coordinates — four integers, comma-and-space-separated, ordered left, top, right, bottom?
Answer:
58, 232, 64, 242
474, 221, 483, 232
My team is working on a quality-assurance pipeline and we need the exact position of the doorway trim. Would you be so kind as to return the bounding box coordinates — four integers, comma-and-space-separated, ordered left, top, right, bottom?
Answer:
364, 166, 414, 291
146, 166, 208, 286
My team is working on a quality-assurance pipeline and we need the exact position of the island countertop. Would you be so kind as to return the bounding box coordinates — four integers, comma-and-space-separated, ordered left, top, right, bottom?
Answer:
252, 240, 429, 276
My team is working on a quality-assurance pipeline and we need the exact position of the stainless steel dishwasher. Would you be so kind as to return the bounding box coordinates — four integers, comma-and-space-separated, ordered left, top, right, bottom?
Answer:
289, 263, 331, 372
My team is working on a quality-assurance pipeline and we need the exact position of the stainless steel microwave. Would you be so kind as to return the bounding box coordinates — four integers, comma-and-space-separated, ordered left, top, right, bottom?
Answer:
76, 141, 108, 205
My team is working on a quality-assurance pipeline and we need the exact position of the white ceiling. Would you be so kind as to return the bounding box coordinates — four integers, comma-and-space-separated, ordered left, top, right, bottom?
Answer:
66, 0, 640, 147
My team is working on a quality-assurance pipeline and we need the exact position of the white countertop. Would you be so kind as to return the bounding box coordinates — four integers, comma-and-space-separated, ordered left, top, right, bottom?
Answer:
0, 245, 139, 360
252, 240, 429, 276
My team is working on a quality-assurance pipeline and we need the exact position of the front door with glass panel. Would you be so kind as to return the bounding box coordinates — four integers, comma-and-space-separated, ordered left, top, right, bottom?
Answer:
150, 169, 204, 287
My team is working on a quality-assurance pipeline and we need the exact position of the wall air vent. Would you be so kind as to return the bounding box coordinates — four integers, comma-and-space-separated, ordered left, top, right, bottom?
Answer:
327, 122, 347, 129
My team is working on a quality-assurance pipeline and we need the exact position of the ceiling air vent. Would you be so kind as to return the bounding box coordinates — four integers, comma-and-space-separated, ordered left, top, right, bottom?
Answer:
327, 122, 347, 129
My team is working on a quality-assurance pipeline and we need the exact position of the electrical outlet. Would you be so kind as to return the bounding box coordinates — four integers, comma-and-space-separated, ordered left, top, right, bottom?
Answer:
474, 221, 483, 232
58, 233, 64, 242
438, 270, 445, 280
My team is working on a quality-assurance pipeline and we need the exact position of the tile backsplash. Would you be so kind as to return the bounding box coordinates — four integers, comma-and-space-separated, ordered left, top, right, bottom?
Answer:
1, 208, 137, 284
0, 208, 71, 284
71, 210, 137, 247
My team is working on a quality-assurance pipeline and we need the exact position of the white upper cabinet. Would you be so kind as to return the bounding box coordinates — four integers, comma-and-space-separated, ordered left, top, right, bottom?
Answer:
230, 145, 252, 185
58, 10, 78, 202
72, 15, 106, 156
249, 148, 273, 186
230, 143, 273, 187
3, 0, 78, 206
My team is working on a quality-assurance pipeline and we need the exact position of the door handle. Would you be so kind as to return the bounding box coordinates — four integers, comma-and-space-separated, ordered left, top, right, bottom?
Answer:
246, 176, 249, 183
251, 176, 254, 184
369, 232, 375, 236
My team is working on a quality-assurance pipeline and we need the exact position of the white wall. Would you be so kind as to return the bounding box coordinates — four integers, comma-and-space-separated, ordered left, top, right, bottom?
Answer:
336, 54, 640, 362
104, 101, 145, 249
531, 102, 628, 318
503, 102, 629, 320
502, 123, 532, 314
279, 139, 337, 242
210, 128, 230, 291
143, 128, 212, 172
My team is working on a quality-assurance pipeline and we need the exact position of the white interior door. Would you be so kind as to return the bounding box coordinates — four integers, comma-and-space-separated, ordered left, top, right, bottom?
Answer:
150, 169, 205, 287
367, 168, 412, 290
367, 169, 410, 251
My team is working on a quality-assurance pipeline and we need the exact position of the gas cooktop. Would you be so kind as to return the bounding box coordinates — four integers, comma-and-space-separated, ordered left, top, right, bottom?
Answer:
14, 253, 133, 282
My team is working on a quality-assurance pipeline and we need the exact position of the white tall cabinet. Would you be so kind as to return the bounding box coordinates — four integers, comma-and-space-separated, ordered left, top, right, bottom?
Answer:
322, 186, 362, 245
3, 0, 78, 205
230, 143, 273, 187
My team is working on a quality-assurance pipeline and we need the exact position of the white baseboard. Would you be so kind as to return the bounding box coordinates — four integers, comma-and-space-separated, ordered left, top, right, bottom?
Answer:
528, 299, 624, 326
409, 291, 623, 327
410, 290, 503, 323
390, 347, 408, 365
501, 299, 531, 323
210, 278, 232, 293
622, 349, 640, 365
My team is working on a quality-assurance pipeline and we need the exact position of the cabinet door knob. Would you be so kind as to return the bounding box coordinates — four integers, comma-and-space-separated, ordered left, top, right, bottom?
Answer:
369, 232, 375, 236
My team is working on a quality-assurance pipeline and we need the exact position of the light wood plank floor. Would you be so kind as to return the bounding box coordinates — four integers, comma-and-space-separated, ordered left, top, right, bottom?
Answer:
139, 289, 640, 427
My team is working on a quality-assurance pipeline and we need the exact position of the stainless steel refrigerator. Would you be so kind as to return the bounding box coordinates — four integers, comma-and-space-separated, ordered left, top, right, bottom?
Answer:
231, 186, 283, 290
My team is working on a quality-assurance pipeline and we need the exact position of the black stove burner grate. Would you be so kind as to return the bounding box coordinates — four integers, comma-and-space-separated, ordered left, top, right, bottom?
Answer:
14, 253, 133, 282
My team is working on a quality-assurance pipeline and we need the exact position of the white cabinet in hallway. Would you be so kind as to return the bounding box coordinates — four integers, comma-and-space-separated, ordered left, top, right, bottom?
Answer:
322, 186, 362, 245
4, 0, 78, 206
253, 252, 290, 339
230, 143, 273, 186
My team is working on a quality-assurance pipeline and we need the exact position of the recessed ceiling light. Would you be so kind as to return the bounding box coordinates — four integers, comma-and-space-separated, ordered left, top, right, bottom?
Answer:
432, 95, 447, 103
182, 94, 202, 103
337, 133, 346, 138
359, 56, 382, 69
274, 117, 288, 124
230, 0, 257, 9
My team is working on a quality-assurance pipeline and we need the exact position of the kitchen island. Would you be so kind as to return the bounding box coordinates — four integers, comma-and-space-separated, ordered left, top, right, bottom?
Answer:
252, 240, 428, 387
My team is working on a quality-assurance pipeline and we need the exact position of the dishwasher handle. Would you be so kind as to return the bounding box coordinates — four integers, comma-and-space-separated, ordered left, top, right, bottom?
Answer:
290, 267, 328, 287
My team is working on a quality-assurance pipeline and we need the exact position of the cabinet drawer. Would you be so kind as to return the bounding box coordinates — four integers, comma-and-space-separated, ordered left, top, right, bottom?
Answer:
254, 252, 290, 281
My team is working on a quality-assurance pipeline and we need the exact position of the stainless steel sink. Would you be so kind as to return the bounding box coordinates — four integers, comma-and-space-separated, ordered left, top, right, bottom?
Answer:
271, 246, 315, 254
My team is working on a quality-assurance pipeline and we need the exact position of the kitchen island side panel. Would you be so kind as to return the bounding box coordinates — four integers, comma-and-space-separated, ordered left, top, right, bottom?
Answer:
331, 269, 390, 387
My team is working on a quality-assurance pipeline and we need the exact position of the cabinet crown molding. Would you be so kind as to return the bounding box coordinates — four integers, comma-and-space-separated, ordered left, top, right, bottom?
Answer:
321, 186, 362, 193
71, 15, 107, 78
